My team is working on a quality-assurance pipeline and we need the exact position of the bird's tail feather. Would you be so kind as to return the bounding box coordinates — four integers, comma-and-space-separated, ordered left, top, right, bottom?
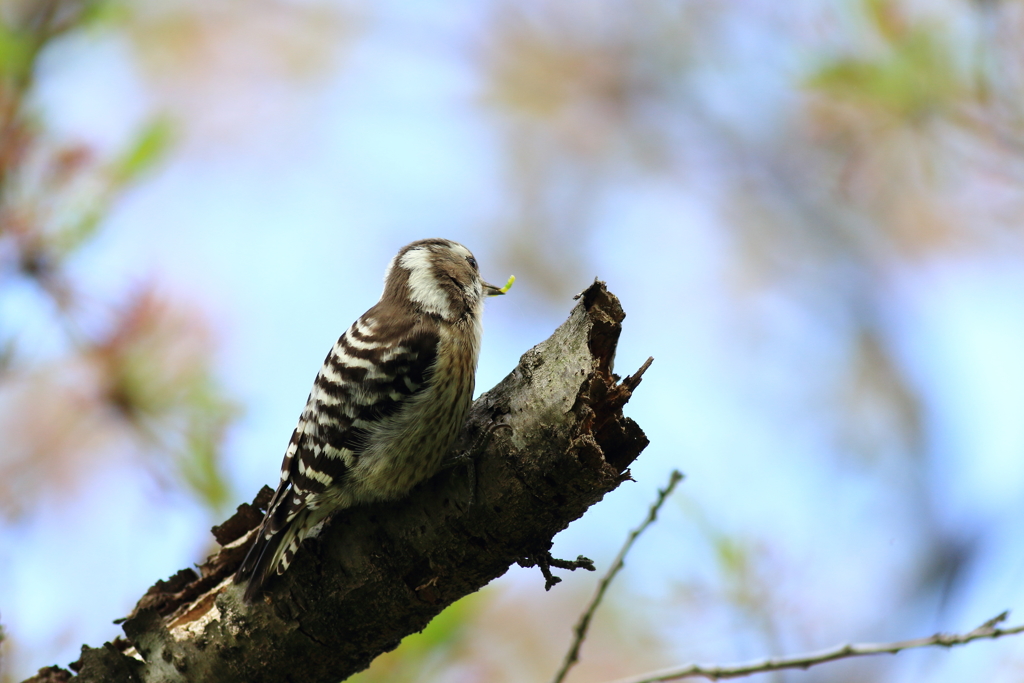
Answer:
237, 515, 310, 602
235, 482, 311, 602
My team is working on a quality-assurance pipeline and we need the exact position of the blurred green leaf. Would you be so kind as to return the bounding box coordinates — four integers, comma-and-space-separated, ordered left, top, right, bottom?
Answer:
55, 207, 105, 256
713, 535, 747, 576
179, 424, 232, 512
53, 117, 175, 255
178, 384, 238, 512
79, 0, 131, 28
111, 116, 174, 185
808, 18, 961, 120
0, 19, 34, 83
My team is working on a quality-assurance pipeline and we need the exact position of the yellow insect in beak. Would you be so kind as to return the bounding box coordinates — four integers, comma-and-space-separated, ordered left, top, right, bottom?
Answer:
484, 275, 515, 296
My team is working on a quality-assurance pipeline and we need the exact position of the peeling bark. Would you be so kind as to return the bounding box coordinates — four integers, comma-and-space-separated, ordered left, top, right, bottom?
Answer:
32, 281, 650, 683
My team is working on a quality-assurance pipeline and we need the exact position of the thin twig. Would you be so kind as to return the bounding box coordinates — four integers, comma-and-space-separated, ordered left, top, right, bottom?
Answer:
551, 469, 685, 683
605, 611, 1024, 683
521, 553, 597, 591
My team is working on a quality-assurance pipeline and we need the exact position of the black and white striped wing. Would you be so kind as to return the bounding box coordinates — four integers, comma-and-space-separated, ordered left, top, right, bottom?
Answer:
236, 313, 439, 599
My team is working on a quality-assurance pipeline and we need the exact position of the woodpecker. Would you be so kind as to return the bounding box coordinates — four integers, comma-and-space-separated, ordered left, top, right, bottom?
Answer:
235, 238, 509, 602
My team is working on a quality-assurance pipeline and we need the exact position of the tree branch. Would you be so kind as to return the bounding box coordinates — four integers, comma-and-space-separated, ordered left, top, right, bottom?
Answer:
28, 280, 652, 683
606, 612, 1024, 683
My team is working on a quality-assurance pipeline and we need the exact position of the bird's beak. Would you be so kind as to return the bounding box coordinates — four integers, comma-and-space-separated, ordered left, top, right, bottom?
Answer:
484, 275, 515, 297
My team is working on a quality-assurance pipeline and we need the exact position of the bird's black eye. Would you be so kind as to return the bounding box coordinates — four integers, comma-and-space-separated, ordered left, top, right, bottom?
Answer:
466, 255, 478, 270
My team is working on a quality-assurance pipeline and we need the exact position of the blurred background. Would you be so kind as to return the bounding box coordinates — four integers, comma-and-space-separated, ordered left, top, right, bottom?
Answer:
2, 0, 1024, 681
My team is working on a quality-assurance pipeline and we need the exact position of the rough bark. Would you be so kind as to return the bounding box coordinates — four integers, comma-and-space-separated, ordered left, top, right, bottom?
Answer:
31, 281, 650, 683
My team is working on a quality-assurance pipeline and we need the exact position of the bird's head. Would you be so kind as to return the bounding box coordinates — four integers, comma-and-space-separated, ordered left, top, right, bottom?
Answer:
383, 239, 511, 321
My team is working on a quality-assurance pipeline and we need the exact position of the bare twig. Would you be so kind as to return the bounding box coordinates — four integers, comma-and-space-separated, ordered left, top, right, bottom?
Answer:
519, 553, 597, 591
551, 469, 685, 683
605, 611, 1024, 683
